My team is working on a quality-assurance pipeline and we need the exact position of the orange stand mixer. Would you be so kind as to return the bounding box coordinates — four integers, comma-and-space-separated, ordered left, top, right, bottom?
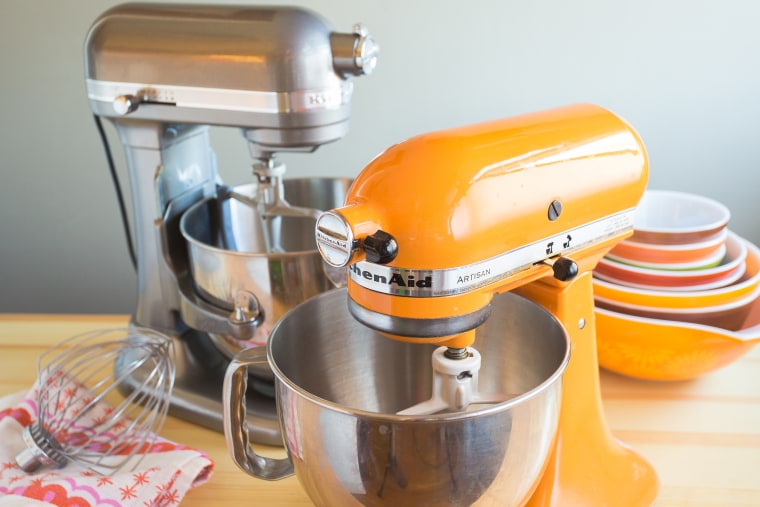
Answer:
315, 103, 659, 505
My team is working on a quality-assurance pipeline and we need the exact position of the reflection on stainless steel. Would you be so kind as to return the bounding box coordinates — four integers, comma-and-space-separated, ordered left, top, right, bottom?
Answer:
224, 289, 570, 506
181, 178, 352, 352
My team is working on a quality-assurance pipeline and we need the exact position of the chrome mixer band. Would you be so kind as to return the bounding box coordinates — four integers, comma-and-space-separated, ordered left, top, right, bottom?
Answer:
339, 208, 637, 297
86, 79, 355, 115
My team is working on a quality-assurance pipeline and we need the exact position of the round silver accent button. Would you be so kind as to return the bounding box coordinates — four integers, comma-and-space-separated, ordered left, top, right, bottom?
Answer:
315, 211, 355, 267
112, 94, 138, 115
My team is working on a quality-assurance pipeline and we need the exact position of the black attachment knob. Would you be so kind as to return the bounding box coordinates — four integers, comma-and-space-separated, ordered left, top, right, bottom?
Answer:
543, 256, 579, 281
363, 230, 398, 264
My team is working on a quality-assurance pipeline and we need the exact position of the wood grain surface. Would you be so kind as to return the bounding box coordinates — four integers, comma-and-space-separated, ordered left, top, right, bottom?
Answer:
0, 314, 758, 506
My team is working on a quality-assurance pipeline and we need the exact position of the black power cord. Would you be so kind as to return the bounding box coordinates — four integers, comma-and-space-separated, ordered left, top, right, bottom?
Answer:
93, 114, 137, 270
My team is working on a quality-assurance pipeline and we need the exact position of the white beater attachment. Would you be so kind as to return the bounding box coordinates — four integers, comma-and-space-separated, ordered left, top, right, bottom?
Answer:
397, 346, 510, 416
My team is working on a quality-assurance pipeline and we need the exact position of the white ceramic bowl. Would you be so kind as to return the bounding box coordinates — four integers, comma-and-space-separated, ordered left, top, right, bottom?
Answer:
630, 189, 730, 245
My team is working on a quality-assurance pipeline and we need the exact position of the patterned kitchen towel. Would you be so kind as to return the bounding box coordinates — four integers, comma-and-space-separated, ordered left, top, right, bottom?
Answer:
0, 387, 214, 507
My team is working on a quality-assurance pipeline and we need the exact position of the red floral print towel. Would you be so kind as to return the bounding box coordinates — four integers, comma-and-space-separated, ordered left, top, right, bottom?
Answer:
0, 388, 213, 507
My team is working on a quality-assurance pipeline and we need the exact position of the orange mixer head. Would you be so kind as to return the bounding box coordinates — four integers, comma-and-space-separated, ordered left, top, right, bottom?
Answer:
316, 103, 648, 348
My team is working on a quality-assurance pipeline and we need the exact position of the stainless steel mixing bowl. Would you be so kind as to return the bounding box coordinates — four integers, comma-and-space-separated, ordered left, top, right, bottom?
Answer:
180, 177, 352, 357
224, 289, 570, 506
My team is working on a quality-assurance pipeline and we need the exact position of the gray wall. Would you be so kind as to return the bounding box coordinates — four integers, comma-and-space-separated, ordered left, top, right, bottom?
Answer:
1, 0, 759, 314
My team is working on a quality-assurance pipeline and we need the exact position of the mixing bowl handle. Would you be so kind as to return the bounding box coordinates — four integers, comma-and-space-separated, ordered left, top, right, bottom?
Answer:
223, 346, 295, 480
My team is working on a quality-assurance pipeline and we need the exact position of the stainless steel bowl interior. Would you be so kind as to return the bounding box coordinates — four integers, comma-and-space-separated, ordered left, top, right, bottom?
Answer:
179, 177, 353, 353
181, 177, 354, 255
270, 289, 569, 416
260, 288, 570, 506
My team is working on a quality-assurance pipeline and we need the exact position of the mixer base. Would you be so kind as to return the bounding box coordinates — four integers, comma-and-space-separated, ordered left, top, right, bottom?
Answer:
116, 329, 282, 446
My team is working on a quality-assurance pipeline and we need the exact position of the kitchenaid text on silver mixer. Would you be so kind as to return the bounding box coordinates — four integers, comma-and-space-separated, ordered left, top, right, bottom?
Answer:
349, 208, 635, 297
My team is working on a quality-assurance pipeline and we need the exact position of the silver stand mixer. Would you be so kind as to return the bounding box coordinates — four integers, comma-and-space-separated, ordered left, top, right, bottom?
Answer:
84, 3, 377, 444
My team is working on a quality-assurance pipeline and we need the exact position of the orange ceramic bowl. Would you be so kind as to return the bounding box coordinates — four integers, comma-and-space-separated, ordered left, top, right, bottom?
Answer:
594, 230, 746, 291
608, 228, 728, 267
592, 238, 760, 309
595, 298, 760, 381
630, 189, 730, 245
595, 281, 760, 331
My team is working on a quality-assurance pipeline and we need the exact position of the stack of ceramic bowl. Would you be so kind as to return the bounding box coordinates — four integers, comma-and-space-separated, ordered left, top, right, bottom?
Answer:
593, 189, 760, 381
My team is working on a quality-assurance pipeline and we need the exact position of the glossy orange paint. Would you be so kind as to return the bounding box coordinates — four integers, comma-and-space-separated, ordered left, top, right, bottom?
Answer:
334, 104, 659, 505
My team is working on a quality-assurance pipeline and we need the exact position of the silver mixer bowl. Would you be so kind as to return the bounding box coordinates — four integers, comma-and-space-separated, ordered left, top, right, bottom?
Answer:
261, 289, 570, 506
180, 177, 352, 358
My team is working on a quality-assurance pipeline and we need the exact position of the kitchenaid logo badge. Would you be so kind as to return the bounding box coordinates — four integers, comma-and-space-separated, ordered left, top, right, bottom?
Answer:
316, 229, 349, 251
349, 264, 432, 289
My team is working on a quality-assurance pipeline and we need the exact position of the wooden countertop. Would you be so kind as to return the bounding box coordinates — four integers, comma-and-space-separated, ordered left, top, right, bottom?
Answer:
1, 314, 758, 506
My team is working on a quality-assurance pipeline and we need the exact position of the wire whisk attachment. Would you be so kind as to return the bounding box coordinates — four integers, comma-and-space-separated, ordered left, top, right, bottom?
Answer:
15, 327, 175, 475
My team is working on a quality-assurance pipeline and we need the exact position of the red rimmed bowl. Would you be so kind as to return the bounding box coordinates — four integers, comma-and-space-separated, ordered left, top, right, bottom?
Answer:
595, 230, 746, 291
608, 228, 728, 267
592, 237, 760, 310
595, 281, 760, 331
630, 189, 730, 245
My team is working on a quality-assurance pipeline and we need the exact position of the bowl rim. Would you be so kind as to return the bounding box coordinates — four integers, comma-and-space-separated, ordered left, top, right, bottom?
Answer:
605, 242, 727, 271
594, 304, 760, 342
593, 261, 745, 292
594, 281, 760, 315
592, 238, 760, 308
618, 227, 728, 253
597, 230, 746, 279
267, 289, 572, 422
633, 189, 731, 235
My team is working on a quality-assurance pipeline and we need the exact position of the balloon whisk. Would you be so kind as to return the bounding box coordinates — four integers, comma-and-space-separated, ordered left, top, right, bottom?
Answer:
15, 328, 175, 475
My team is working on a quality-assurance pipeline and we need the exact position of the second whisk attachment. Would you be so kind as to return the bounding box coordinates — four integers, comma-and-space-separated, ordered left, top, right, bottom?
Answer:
15, 327, 175, 475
